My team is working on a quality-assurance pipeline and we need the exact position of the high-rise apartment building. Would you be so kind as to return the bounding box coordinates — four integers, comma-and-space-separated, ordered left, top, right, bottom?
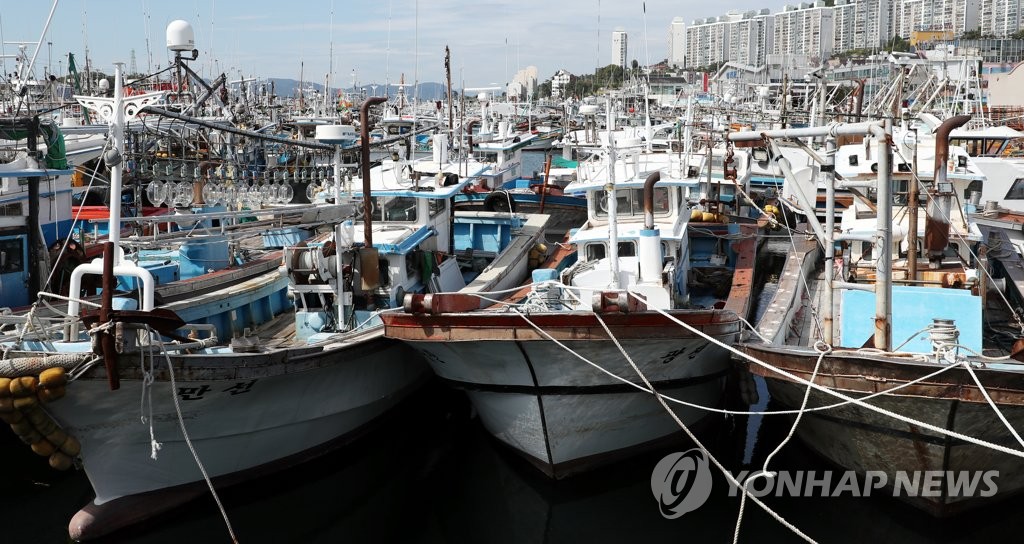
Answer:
612, 30, 628, 70
980, 0, 1023, 36
668, 17, 687, 67
772, 2, 836, 60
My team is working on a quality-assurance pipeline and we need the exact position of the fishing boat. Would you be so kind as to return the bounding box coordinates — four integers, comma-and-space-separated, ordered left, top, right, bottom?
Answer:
0, 65, 549, 540
0, 117, 78, 309
734, 116, 1024, 517
382, 137, 758, 478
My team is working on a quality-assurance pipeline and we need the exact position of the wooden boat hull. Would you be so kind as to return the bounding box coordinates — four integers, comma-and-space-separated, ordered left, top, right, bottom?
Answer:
741, 342, 1024, 516
384, 309, 740, 477
45, 331, 428, 539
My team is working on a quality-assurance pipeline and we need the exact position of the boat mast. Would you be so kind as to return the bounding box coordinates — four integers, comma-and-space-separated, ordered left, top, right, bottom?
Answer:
606, 131, 620, 289
873, 119, 893, 350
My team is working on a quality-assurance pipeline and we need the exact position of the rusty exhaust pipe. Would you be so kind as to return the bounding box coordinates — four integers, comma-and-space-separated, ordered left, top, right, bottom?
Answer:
359, 96, 388, 247
643, 171, 661, 230
924, 114, 971, 265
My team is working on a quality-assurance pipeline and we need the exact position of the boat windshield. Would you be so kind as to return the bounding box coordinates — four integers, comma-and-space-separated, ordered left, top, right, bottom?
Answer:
949, 137, 1019, 157
595, 187, 670, 218
368, 196, 419, 222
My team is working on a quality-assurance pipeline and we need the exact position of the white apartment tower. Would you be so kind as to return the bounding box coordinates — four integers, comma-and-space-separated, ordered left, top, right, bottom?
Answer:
682, 10, 773, 69
892, 0, 924, 37
685, 16, 732, 69
612, 29, 628, 70
669, 17, 687, 67
916, 0, 980, 33
854, 0, 892, 47
772, 2, 836, 60
727, 10, 774, 66
980, 0, 1023, 36
834, 0, 857, 51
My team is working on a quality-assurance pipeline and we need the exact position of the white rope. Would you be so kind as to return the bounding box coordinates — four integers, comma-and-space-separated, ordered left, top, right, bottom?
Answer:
588, 311, 816, 543
961, 360, 1024, 450
627, 290, 1024, 460
148, 326, 238, 543
734, 343, 829, 543
139, 338, 161, 460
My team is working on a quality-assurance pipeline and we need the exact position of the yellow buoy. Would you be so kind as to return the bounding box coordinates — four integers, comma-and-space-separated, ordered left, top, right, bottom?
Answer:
18, 429, 43, 446
25, 407, 48, 426
49, 451, 73, 471
0, 378, 10, 398
12, 396, 37, 410
37, 386, 66, 403
0, 397, 13, 413
28, 410, 58, 436
0, 410, 23, 424
31, 440, 56, 457
690, 209, 703, 221
46, 429, 68, 448
60, 436, 81, 457
10, 419, 33, 436
701, 212, 717, 222
10, 376, 37, 397
39, 368, 67, 389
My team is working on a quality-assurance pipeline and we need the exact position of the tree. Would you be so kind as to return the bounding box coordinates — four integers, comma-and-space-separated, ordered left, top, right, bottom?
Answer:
962, 29, 982, 39
1011, 29, 1024, 40
537, 80, 552, 98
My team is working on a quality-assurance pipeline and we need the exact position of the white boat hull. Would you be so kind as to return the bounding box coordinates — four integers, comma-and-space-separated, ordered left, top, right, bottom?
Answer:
414, 333, 732, 477
44, 332, 427, 538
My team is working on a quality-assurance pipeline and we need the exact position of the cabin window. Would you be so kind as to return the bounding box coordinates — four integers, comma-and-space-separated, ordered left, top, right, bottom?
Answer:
382, 196, 418, 221
428, 198, 447, 218
0, 238, 24, 274
618, 241, 636, 257
1005, 178, 1024, 200
595, 187, 670, 218
585, 243, 605, 261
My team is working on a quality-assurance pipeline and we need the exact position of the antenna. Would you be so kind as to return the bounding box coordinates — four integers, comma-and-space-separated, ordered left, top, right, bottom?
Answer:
385, 0, 393, 96
142, 0, 153, 72
329, 0, 335, 98
129, 49, 138, 75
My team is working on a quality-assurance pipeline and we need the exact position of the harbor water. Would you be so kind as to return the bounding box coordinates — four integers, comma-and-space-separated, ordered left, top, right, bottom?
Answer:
6, 378, 1022, 544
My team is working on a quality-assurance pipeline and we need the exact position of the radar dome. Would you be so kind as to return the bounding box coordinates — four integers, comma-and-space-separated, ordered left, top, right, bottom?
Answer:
166, 20, 195, 52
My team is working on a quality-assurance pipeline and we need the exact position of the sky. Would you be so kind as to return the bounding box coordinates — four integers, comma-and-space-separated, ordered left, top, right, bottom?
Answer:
2, 1, 768, 89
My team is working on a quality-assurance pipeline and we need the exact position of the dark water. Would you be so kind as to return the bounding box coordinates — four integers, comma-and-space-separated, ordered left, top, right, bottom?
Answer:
5, 379, 1022, 544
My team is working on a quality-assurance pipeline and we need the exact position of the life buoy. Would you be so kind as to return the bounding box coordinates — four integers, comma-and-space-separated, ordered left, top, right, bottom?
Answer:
484, 191, 516, 213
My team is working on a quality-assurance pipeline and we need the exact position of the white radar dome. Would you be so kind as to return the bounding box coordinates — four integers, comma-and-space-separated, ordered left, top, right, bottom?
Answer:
166, 20, 195, 52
